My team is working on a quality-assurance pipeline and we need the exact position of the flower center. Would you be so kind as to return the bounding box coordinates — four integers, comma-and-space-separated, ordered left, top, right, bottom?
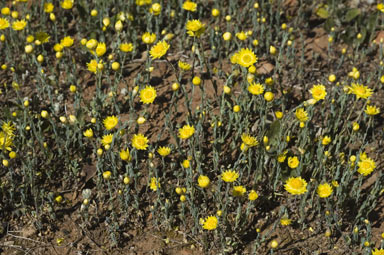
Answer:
361, 161, 371, 169
291, 179, 303, 189
144, 91, 154, 99
242, 54, 251, 63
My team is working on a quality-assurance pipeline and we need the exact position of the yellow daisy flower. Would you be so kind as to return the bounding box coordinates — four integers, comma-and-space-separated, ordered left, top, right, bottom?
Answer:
232, 185, 246, 197
61, 0, 74, 9
83, 128, 93, 138
178, 60, 191, 71
142, 32, 156, 44
287, 156, 299, 169
202, 215, 218, 230
317, 183, 333, 198
120, 43, 133, 52
95, 42, 107, 56
60, 36, 74, 47
120, 148, 131, 161
295, 108, 308, 122
372, 248, 384, 255
221, 170, 239, 183
131, 133, 149, 150
357, 156, 376, 176
322, 136, 331, 145
103, 116, 118, 130
157, 146, 171, 157
280, 217, 292, 226
346, 83, 373, 99
237, 48, 257, 68
140, 86, 157, 104
365, 105, 380, 116
185, 19, 205, 37
149, 41, 169, 59
310, 84, 327, 101
178, 125, 195, 139
0, 18, 10, 30
44, 3, 54, 13
101, 134, 114, 146
248, 83, 264, 95
12, 19, 27, 31
182, 1, 197, 12
149, 177, 160, 191
284, 177, 307, 195
241, 133, 258, 147
248, 190, 259, 200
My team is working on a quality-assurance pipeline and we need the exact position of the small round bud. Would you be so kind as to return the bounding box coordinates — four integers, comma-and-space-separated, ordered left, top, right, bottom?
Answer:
192, 76, 201, 86
103, 171, 111, 180
69, 85, 76, 93
41, 110, 49, 118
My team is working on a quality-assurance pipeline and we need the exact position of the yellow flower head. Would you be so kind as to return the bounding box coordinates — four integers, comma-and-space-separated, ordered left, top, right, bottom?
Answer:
60, 36, 74, 47
280, 217, 292, 226
101, 134, 114, 146
140, 86, 157, 104
236, 31, 247, 41
310, 84, 327, 101
150, 177, 160, 191
178, 60, 191, 71
35, 32, 50, 43
357, 156, 376, 176
372, 248, 384, 255
44, 3, 54, 13
61, 0, 74, 9
232, 185, 246, 197
132, 133, 149, 150
87, 59, 102, 73
12, 19, 27, 31
120, 42, 133, 52
183, 1, 197, 12
136, 0, 152, 6
149, 41, 169, 59
157, 146, 171, 157
0, 131, 14, 151
185, 19, 205, 37
230, 52, 239, 64
178, 125, 195, 139
202, 215, 218, 230
365, 105, 380, 116
346, 83, 373, 99
248, 190, 258, 200
277, 150, 288, 163
287, 156, 299, 169
120, 148, 131, 161
198, 175, 210, 188
295, 108, 308, 122
248, 83, 264, 95
284, 177, 308, 195
103, 116, 118, 130
322, 136, 331, 145
182, 159, 190, 168
150, 3, 161, 15
2, 122, 15, 137
95, 42, 107, 56
237, 48, 257, 68
0, 18, 10, 30
221, 170, 239, 183
317, 183, 333, 198
142, 32, 156, 44
83, 128, 93, 138
241, 133, 258, 147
